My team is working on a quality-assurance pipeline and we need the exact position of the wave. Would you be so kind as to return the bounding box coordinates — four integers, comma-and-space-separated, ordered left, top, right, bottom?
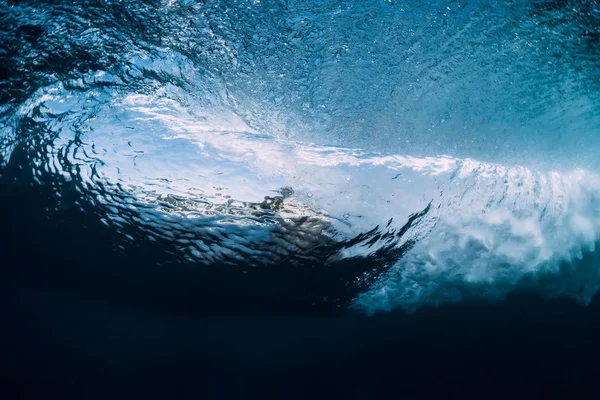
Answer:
2, 0, 600, 312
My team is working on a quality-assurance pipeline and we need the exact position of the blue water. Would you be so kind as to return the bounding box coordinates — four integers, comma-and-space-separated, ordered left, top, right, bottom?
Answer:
3, 0, 600, 312
2, 1, 600, 396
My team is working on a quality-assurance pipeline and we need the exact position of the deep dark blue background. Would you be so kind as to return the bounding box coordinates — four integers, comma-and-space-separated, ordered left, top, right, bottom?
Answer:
3, 282, 600, 399
2, 181, 600, 399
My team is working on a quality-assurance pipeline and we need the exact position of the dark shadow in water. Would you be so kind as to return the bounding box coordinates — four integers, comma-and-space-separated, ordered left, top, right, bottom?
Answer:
3, 281, 600, 399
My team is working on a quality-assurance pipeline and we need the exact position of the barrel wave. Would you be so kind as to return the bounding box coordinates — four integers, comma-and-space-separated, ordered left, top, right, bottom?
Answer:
1, 0, 600, 313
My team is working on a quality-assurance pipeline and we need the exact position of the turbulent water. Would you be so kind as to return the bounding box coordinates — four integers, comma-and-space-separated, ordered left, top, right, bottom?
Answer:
2, 0, 600, 313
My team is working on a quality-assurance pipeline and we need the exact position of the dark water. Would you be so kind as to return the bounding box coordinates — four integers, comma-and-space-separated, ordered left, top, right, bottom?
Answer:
3, 0, 600, 398
4, 285, 600, 399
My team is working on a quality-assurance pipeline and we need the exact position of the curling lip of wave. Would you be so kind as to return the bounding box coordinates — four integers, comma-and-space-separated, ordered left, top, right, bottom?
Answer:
5, 81, 600, 311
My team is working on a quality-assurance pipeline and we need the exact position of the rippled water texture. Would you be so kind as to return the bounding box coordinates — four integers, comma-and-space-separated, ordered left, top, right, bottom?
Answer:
1, 0, 600, 313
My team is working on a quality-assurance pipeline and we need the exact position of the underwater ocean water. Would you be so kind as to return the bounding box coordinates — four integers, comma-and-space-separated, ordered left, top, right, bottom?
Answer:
2, 0, 600, 398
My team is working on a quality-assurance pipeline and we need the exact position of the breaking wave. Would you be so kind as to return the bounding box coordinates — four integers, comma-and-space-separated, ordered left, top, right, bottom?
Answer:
2, 0, 600, 312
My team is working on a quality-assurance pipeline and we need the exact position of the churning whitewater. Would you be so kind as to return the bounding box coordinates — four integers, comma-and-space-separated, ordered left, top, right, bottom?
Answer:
1, 0, 600, 312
